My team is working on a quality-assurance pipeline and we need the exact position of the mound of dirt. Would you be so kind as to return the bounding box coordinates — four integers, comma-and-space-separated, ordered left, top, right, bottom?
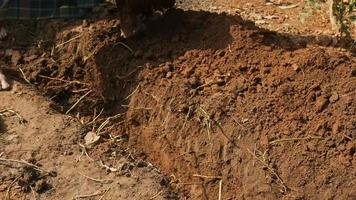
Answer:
0, 1, 355, 200
121, 9, 356, 200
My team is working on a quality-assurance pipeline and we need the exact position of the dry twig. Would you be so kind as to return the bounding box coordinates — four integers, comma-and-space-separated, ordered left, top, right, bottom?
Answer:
78, 172, 113, 184
218, 180, 223, 200
87, 108, 104, 127
269, 136, 323, 145
246, 148, 287, 192
192, 174, 222, 180
78, 143, 94, 162
98, 187, 112, 200
19, 68, 31, 84
198, 107, 213, 141
0, 158, 52, 174
125, 83, 140, 100
232, 117, 246, 129
73, 190, 104, 199
5, 176, 20, 200
0, 109, 26, 124
149, 190, 164, 200
66, 90, 92, 114
115, 42, 134, 55
97, 160, 119, 172
55, 34, 81, 49
96, 113, 124, 134
39, 75, 89, 86
117, 67, 141, 80
30, 186, 37, 200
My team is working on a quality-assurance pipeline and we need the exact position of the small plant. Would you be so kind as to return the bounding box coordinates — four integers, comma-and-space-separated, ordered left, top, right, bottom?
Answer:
329, 0, 356, 37
300, 0, 323, 24
301, 0, 356, 38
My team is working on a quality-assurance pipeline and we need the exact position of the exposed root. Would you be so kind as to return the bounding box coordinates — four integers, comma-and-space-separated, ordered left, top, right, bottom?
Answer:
0, 109, 26, 124
66, 90, 92, 114
246, 148, 287, 193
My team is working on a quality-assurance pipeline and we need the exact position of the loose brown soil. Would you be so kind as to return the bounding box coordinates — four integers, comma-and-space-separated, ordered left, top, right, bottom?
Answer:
1, 0, 355, 200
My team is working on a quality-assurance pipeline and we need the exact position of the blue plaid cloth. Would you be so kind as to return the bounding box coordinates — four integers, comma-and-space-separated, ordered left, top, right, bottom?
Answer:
0, 0, 104, 20
0, 0, 8, 8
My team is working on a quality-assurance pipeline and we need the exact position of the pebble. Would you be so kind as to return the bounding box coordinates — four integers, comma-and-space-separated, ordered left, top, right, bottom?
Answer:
84, 131, 100, 147
329, 92, 339, 103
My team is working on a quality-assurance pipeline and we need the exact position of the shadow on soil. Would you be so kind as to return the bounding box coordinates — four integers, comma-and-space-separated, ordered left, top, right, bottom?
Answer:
0, 117, 6, 133
93, 9, 238, 112
91, 8, 355, 114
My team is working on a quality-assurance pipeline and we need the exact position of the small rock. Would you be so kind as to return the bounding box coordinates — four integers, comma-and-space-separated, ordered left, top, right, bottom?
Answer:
329, 92, 339, 103
0, 71, 10, 91
84, 131, 100, 147
166, 72, 172, 79
292, 63, 299, 71
242, 118, 249, 123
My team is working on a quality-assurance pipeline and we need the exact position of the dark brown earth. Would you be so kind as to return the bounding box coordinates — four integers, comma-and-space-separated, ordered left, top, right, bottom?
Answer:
1, 0, 355, 199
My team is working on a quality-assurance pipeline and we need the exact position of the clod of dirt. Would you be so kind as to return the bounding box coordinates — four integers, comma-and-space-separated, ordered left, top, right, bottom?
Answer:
17, 166, 52, 193
34, 179, 51, 193
11, 50, 22, 66
351, 68, 356, 77
314, 96, 329, 112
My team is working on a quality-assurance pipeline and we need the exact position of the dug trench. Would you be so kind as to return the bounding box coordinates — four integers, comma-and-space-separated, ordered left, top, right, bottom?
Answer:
1, 5, 355, 200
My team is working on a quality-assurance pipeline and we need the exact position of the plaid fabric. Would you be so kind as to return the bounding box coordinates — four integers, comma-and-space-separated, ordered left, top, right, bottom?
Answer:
0, 0, 104, 20
0, 0, 9, 8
